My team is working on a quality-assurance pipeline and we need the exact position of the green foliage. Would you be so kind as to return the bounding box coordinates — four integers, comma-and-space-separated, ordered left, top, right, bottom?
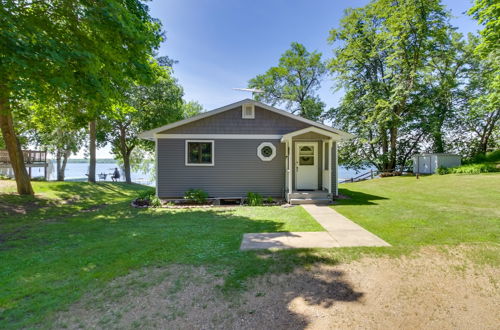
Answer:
448, 163, 498, 174
246, 192, 263, 206
328, 0, 453, 171
184, 188, 209, 204
248, 42, 326, 120
466, 149, 500, 164
137, 187, 156, 200
436, 166, 449, 175
182, 101, 204, 118
0, 1, 163, 108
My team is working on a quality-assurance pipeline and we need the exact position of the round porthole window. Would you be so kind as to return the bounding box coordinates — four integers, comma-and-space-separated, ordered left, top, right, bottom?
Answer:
257, 142, 276, 161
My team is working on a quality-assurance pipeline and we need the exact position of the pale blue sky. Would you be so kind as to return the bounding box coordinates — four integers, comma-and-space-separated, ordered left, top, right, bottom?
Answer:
149, 0, 478, 110
89, 0, 479, 158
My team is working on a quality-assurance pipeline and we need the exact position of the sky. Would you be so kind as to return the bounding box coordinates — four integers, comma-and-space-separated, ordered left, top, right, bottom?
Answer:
83, 0, 479, 158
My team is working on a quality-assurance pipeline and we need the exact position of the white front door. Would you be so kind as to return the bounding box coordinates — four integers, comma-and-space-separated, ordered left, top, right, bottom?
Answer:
295, 142, 318, 190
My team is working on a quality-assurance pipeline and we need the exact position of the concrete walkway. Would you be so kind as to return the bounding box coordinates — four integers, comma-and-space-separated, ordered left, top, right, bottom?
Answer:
240, 205, 390, 250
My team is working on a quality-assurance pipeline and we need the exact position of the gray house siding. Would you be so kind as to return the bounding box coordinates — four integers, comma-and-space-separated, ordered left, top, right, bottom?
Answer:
157, 138, 285, 198
159, 106, 310, 135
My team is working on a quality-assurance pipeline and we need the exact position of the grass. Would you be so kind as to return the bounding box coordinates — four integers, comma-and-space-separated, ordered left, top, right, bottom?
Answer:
0, 181, 326, 328
1, 174, 499, 328
334, 174, 500, 246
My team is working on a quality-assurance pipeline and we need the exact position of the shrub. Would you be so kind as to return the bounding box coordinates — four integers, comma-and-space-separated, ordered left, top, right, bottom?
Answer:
134, 188, 161, 208
436, 166, 449, 175
449, 163, 498, 174
184, 188, 209, 204
246, 192, 263, 206
149, 195, 162, 208
265, 197, 274, 204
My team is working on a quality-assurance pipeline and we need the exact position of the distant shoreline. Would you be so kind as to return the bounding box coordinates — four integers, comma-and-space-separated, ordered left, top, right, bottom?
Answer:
48, 158, 117, 164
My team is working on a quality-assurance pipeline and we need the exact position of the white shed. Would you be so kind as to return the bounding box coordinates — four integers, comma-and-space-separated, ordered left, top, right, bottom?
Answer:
412, 153, 461, 174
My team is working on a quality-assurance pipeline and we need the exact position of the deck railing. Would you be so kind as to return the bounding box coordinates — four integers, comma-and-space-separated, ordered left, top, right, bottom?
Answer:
0, 150, 47, 164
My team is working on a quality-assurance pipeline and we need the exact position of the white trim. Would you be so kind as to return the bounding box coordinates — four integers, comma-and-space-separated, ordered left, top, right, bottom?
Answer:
156, 134, 282, 139
328, 140, 332, 195
257, 142, 277, 161
138, 99, 354, 140
335, 141, 338, 196
185, 140, 215, 166
287, 139, 292, 197
242, 103, 255, 119
281, 126, 342, 142
155, 137, 159, 197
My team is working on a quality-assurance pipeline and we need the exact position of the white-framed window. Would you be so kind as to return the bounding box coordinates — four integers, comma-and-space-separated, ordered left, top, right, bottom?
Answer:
242, 103, 255, 119
185, 140, 214, 166
257, 142, 276, 161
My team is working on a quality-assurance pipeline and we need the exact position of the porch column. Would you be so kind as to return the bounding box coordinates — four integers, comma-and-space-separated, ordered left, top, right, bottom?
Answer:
335, 141, 338, 196
328, 139, 332, 195
287, 139, 292, 196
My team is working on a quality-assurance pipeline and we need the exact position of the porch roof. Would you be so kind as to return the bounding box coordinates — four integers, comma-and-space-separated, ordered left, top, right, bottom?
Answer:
280, 126, 345, 142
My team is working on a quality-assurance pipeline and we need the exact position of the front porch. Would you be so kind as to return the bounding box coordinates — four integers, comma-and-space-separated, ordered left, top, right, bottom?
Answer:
281, 127, 339, 204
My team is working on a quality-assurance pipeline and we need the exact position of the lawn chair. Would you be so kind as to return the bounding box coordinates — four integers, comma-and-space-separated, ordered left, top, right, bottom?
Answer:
98, 173, 107, 181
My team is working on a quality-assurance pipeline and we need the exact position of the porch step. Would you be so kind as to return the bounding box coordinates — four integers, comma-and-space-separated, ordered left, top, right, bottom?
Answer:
288, 191, 331, 199
290, 198, 332, 205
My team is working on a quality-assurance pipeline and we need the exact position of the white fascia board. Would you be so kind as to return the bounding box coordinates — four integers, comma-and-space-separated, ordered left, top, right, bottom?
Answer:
156, 134, 283, 140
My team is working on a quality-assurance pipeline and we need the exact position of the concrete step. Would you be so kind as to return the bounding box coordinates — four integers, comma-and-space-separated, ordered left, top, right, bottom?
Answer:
290, 198, 332, 205
289, 191, 331, 199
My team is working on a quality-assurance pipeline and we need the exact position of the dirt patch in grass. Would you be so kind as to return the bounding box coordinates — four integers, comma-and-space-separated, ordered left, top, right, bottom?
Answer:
54, 246, 499, 329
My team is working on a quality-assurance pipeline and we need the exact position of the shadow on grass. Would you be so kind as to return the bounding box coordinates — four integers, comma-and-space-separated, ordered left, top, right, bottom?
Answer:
337, 188, 388, 205
1, 204, 363, 329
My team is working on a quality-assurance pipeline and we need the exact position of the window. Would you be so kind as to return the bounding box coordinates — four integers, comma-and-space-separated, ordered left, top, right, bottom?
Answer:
257, 142, 276, 161
242, 103, 255, 119
185, 140, 214, 166
299, 146, 314, 165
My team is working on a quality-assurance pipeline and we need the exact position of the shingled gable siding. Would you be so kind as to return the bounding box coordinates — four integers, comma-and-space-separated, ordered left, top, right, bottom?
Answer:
158, 106, 310, 135
157, 139, 285, 198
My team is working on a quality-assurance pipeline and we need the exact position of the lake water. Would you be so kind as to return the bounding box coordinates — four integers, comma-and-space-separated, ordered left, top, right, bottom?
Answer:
45, 161, 369, 186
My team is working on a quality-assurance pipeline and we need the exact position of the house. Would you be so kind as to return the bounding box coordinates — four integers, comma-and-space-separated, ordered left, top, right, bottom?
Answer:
139, 99, 353, 204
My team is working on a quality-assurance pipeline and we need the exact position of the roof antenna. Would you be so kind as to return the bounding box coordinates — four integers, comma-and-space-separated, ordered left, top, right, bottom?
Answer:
232, 88, 264, 94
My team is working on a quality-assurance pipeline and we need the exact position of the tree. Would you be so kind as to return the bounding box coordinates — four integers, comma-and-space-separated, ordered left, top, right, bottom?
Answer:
460, 35, 499, 154
0, 0, 162, 194
27, 102, 86, 181
420, 31, 468, 153
327, 0, 452, 171
467, 0, 500, 154
248, 42, 327, 121
182, 101, 204, 119
105, 71, 184, 183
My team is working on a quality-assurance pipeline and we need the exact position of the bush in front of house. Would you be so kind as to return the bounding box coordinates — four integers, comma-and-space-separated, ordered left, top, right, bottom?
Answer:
133, 188, 162, 208
184, 188, 209, 204
246, 192, 263, 206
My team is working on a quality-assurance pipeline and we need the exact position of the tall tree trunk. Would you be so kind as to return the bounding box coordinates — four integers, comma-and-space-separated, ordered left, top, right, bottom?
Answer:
119, 125, 132, 184
56, 149, 63, 181
0, 86, 34, 195
389, 125, 398, 172
88, 120, 96, 183
59, 149, 70, 181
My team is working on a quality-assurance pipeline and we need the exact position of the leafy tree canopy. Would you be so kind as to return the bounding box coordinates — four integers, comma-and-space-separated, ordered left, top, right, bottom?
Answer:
248, 42, 326, 121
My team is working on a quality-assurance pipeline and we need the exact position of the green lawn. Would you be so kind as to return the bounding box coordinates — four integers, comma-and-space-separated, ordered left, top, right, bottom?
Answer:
1, 174, 499, 328
334, 173, 500, 246
0, 181, 324, 328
